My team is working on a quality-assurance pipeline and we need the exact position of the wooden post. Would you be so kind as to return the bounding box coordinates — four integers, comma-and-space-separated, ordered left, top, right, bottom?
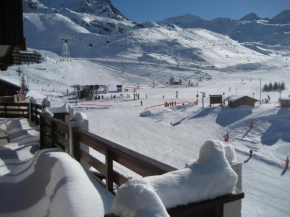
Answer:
50, 121, 56, 148
35, 106, 39, 125
65, 106, 74, 154
4, 103, 7, 117
73, 131, 80, 162
215, 205, 224, 217
39, 115, 44, 149
106, 148, 114, 193
28, 99, 32, 121
69, 120, 76, 156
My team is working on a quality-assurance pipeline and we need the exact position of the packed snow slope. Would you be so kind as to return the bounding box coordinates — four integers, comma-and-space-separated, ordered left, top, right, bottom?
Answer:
159, 10, 290, 46
2, 51, 290, 217
22, 0, 272, 69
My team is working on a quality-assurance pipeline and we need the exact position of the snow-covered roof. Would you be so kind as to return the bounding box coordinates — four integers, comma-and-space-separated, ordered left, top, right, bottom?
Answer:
225, 95, 258, 102
0, 78, 21, 88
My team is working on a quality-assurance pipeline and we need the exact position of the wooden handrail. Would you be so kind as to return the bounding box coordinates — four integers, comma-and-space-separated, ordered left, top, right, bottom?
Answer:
37, 113, 245, 217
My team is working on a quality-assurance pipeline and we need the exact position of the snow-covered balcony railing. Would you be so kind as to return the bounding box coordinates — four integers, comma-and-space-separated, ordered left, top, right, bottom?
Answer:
0, 98, 70, 126
39, 111, 244, 217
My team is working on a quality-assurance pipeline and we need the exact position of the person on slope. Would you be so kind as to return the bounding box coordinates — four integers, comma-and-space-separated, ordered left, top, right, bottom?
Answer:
285, 156, 289, 169
249, 149, 253, 158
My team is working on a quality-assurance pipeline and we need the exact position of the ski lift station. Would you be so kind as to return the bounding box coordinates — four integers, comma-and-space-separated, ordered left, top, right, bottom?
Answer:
71, 85, 109, 94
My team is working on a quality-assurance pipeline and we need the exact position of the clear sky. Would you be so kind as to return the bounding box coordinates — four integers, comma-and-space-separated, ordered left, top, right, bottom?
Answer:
111, 0, 290, 22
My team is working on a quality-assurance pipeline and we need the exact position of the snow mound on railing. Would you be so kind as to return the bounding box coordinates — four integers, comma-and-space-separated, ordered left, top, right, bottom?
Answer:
0, 149, 114, 217
112, 140, 238, 217
46, 103, 72, 114
42, 107, 54, 117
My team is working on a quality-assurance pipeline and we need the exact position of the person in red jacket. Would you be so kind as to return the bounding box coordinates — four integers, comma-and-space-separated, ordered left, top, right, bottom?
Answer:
285, 156, 289, 169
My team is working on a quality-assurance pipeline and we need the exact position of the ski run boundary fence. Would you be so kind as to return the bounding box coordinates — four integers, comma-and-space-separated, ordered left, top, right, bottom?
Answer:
0, 102, 244, 217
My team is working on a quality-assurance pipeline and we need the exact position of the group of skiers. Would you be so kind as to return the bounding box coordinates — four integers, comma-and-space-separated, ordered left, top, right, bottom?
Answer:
165, 101, 177, 107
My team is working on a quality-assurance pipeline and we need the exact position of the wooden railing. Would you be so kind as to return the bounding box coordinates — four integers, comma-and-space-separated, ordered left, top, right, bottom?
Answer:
38, 113, 244, 217
1, 103, 244, 217
0, 102, 42, 124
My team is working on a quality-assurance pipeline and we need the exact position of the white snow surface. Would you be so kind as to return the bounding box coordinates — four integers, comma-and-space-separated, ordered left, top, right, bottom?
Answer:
0, 149, 114, 217
1, 1, 290, 216
225, 95, 245, 102
112, 140, 237, 217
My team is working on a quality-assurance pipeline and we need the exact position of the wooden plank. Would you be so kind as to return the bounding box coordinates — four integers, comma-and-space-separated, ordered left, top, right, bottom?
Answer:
79, 149, 106, 175
0, 108, 28, 112
112, 150, 174, 177
0, 103, 29, 106
43, 135, 51, 149
42, 125, 51, 137
167, 192, 244, 217
113, 170, 130, 186
54, 121, 69, 134
78, 133, 106, 155
54, 133, 69, 149
73, 128, 176, 176
41, 116, 51, 126
1, 114, 28, 118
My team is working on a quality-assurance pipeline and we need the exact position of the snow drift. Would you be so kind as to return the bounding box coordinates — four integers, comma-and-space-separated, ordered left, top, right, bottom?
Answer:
0, 149, 114, 217
112, 140, 238, 217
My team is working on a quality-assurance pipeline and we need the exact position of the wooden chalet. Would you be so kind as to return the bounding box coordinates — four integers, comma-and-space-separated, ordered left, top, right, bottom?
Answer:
279, 98, 290, 108
225, 95, 259, 108
0, 78, 21, 96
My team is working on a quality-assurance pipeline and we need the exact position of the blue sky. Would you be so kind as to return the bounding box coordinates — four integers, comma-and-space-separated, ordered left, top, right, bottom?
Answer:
111, 0, 290, 22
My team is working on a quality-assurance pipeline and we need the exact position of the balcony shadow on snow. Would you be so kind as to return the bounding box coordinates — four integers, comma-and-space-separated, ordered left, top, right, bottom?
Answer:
261, 108, 290, 146
0, 150, 64, 213
170, 108, 212, 126
216, 106, 253, 127
281, 168, 287, 176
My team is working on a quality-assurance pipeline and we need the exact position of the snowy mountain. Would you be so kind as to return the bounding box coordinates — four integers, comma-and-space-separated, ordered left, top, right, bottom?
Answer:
240, 13, 261, 21
159, 11, 290, 45
23, 0, 143, 36
269, 10, 290, 24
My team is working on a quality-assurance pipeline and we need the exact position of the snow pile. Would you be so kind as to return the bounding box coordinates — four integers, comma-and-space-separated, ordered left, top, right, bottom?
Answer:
112, 179, 169, 217
26, 90, 46, 100
42, 97, 50, 108
28, 96, 37, 104
42, 107, 54, 117
72, 112, 88, 129
0, 118, 40, 164
112, 140, 238, 217
0, 149, 114, 217
225, 95, 244, 102
46, 103, 71, 114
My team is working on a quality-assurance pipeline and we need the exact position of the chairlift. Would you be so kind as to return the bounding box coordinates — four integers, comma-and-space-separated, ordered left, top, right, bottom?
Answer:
88, 43, 93, 48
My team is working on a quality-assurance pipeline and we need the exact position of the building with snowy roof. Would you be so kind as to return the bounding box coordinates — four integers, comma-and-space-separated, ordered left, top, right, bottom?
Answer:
225, 95, 259, 108
279, 98, 290, 108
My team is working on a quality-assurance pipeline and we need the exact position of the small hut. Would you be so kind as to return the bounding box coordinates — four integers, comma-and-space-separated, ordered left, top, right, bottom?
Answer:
225, 95, 259, 108
209, 94, 223, 107
279, 98, 290, 108
116, 85, 122, 92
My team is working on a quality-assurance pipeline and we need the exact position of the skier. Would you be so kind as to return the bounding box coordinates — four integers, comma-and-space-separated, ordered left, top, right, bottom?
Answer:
285, 156, 289, 169
163, 95, 164, 99
141, 100, 143, 106
249, 149, 253, 158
